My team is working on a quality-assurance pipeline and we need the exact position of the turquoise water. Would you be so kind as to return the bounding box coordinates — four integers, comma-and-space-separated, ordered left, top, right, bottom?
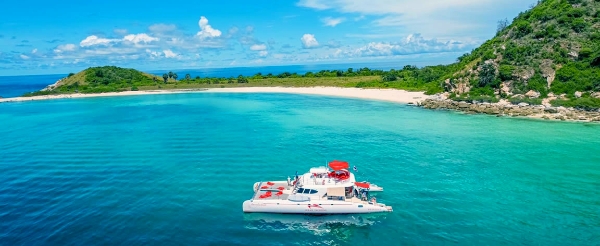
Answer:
1, 93, 599, 245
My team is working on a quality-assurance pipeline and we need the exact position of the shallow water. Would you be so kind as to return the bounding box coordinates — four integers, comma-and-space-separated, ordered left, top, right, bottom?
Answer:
1, 93, 599, 245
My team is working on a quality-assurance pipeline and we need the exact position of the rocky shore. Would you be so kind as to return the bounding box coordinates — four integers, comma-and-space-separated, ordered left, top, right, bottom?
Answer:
419, 98, 600, 122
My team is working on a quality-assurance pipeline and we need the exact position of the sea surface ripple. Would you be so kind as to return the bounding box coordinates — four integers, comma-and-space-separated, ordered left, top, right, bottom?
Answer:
1, 93, 599, 245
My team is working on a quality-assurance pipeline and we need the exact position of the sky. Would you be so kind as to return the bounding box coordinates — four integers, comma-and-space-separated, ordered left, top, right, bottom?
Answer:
0, 0, 538, 75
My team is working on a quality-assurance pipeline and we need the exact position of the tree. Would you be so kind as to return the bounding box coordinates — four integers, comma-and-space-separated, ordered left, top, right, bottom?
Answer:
153, 77, 157, 83
237, 75, 248, 83
173, 73, 178, 81
168, 71, 174, 78
497, 18, 509, 34
185, 74, 191, 80
382, 74, 397, 82
162, 73, 168, 83
478, 63, 497, 88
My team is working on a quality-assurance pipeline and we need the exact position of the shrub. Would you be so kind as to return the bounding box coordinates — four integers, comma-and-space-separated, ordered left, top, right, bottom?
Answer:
499, 65, 515, 81
514, 20, 533, 38
382, 74, 397, 82
551, 97, 600, 110
571, 19, 588, 33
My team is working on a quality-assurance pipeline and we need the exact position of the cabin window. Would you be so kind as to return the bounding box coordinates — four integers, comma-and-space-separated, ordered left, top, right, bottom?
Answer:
301, 189, 318, 194
297, 188, 305, 193
358, 205, 363, 208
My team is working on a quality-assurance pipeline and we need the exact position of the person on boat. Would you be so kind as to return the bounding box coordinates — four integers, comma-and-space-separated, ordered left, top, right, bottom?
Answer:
287, 176, 291, 186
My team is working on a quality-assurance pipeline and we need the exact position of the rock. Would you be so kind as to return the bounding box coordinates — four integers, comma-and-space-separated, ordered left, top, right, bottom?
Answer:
458, 102, 470, 108
568, 51, 579, 59
501, 81, 513, 94
525, 90, 541, 98
544, 107, 558, 113
575, 91, 583, 98
592, 92, 600, 99
455, 82, 471, 94
518, 102, 529, 107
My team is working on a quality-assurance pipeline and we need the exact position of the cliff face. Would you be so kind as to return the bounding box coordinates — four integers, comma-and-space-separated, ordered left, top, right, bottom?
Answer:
444, 0, 600, 107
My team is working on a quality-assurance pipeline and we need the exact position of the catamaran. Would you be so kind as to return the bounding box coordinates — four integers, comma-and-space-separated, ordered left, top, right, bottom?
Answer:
242, 160, 393, 214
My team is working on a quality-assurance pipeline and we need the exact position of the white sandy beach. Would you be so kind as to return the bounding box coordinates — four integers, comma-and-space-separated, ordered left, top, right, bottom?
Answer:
0, 87, 429, 104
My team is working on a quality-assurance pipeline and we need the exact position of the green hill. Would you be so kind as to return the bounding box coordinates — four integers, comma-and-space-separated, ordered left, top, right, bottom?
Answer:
23, 66, 165, 96
441, 0, 600, 108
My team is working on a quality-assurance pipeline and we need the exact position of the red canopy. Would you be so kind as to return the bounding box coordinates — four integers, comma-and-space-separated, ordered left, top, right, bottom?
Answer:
329, 160, 349, 171
354, 182, 370, 189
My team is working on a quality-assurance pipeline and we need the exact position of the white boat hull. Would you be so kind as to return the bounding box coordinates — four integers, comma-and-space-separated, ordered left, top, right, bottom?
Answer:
243, 200, 392, 214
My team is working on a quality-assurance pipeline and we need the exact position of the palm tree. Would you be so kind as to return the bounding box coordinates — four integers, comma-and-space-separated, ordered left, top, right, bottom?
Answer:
185, 74, 191, 80
173, 73, 178, 81
162, 73, 168, 83
168, 71, 174, 79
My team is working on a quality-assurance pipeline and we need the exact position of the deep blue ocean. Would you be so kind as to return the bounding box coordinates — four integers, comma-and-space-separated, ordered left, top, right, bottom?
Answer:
1, 67, 600, 245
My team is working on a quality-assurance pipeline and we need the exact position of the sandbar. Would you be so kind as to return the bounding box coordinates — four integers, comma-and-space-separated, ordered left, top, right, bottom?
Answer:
0, 87, 429, 104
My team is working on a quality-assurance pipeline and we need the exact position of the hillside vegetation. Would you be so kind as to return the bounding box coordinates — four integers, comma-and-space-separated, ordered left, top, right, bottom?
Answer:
443, 0, 600, 108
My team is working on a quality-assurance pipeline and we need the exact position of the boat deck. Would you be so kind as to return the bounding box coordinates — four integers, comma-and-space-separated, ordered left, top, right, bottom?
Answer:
253, 181, 293, 200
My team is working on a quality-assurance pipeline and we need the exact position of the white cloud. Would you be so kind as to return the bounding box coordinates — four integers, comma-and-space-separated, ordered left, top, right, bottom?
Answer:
54, 44, 77, 53
325, 40, 341, 48
80, 35, 119, 47
32, 49, 38, 54
123, 33, 159, 45
301, 34, 319, 49
20, 54, 30, 60
297, 0, 330, 10
322, 17, 345, 27
149, 24, 177, 34
146, 49, 162, 58
296, 0, 537, 38
228, 27, 239, 37
345, 33, 472, 57
196, 16, 222, 40
250, 44, 267, 51
163, 49, 178, 58
259, 51, 268, 57
114, 29, 128, 35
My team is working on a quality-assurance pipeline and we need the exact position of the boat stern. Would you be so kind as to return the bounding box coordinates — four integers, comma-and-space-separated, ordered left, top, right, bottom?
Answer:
243, 200, 254, 213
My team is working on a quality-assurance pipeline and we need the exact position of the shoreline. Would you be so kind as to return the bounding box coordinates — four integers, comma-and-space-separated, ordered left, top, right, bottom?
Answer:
0, 87, 429, 105
419, 98, 600, 123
